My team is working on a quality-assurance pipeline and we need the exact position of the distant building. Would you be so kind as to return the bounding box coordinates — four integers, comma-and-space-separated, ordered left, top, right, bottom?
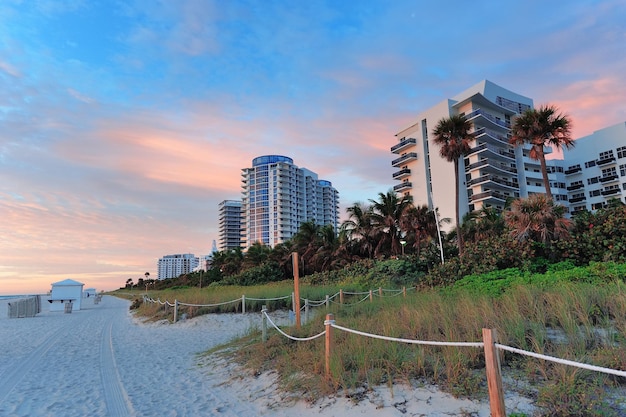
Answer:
392, 80, 567, 228
559, 121, 626, 214
218, 200, 243, 251
157, 254, 199, 280
391, 80, 625, 224
241, 155, 339, 248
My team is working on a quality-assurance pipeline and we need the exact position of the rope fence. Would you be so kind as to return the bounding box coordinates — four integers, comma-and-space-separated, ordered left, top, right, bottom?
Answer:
259, 310, 626, 417
142, 286, 415, 324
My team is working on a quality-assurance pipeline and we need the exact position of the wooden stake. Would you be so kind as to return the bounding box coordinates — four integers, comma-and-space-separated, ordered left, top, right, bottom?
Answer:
325, 313, 334, 379
483, 328, 506, 417
292, 252, 301, 329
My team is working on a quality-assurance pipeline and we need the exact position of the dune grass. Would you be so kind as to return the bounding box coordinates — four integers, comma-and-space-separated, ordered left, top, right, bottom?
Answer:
228, 282, 625, 415
112, 273, 626, 415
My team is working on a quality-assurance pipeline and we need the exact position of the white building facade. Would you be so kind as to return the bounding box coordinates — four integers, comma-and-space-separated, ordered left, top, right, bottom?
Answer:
392, 80, 570, 228
241, 155, 339, 248
218, 200, 243, 251
157, 254, 199, 280
559, 122, 626, 214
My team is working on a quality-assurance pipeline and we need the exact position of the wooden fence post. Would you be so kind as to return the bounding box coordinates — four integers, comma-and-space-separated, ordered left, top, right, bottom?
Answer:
173, 299, 178, 323
292, 252, 301, 329
378, 287, 382, 297
369, 290, 373, 302
304, 299, 309, 324
262, 305, 267, 342
241, 295, 246, 314
325, 313, 334, 380
483, 328, 506, 417
325, 294, 329, 309
403, 286, 406, 297
339, 289, 344, 304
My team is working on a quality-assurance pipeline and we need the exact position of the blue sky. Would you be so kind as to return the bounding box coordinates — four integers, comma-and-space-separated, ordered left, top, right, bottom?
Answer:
1, 0, 625, 294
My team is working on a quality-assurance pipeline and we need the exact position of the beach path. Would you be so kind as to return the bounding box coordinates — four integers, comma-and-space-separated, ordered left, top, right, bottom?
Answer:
0, 295, 278, 417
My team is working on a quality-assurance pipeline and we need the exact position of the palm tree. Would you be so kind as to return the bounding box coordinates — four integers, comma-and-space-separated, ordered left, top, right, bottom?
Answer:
399, 204, 438, 257
461, 206, 505, 243
341, 202, 375, 258
509, 105, 574, 199
369, 190, 412, 257
504, 194, 572, 245
242, 242, 271, 270
432, 114, 475, 256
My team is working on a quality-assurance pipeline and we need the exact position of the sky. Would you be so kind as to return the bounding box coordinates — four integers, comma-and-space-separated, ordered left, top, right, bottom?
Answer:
1, 0, 625, 294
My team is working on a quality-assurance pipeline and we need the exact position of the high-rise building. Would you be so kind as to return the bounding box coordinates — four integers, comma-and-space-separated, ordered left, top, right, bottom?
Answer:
392, 80, 568, 228
157, 254, 199, 280
241, 155, 339, 248
560, 122, 626, 213
218, 200, 243, 251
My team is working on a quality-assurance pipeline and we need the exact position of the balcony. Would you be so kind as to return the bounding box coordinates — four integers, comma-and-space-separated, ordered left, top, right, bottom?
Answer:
393, 182, 412, 192
465, 160, 517, 175
565, 165, 582, 175
601, 188, 621, 196
568, 196, 587, 203
391, 137, 417, 154
392, 168, 411, 180
469, 190, 508, 203
468, 142, 516, 161
392, 152, 418, 167
467, 174, 518, 190
566, 183, 584, 191
465, 108, 511, 130
599, 174, 619, 183
473, 127, 510, 146
596, 156, 616, 166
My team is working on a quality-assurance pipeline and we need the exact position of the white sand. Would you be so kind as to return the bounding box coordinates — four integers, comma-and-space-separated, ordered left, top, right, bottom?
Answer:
0, 296, 537, 416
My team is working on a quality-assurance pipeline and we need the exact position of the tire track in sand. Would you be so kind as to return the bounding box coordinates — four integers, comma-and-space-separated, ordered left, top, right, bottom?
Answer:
100, 320, 135, 416
0, 327, 67, 404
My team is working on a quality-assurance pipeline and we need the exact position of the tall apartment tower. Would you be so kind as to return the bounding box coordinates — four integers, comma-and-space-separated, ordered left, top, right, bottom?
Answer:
157, 254, 199, 280
218, 200, 242, 251
561, 122, 626, 213
241, 155, 339, 248
392, 80, 567, 228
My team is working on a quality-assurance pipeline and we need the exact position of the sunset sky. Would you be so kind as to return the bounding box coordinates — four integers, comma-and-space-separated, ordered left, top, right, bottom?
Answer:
1, 1, 625, 294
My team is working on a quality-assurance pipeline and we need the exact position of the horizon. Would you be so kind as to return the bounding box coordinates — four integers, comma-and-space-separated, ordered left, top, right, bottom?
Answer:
2, 1, 626, 294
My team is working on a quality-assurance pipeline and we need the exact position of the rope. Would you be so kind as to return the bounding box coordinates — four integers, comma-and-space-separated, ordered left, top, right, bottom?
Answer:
496, 344, 626, 377
178, 299, 240, 307
331, 323, 484, 347
263, 311, 326, 342
246, 295, 292, 301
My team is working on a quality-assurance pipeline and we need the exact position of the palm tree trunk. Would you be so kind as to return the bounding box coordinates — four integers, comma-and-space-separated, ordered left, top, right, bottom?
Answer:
454, 161, 464, 256
537, 147, 553, 200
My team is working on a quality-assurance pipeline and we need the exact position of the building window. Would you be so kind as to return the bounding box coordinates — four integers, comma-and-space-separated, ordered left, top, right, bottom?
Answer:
599, 150, 615, 160
620, 164, 626, 177
618, 146, 626, 159
589, 189, 601, 197
585, 160, 596, 168
602, 167, 617, 177
591, 202, 605, 210
587, 177, 599, 185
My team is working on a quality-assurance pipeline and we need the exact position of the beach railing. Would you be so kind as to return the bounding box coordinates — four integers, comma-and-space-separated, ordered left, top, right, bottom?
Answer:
260, 310, 626, 417
261, 306, 626, 417
7, 295, 41, 319
142, 286, 414, 323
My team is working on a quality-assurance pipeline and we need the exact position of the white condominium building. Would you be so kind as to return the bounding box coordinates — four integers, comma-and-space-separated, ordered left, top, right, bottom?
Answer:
218, 200, 243, 251
560, 122, 626, 214
392, 80, 568, 228
241, 155, 339, 248
157, 254, 199, 280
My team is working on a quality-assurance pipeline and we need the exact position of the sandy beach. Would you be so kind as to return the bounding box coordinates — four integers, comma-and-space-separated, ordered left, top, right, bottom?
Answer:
0, 295, 538, 416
